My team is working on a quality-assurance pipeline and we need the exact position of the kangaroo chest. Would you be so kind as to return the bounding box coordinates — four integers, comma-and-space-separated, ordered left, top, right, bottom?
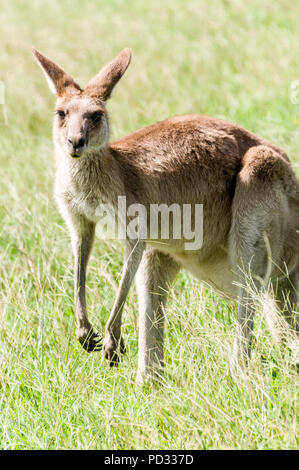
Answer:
72, 190, 105, 223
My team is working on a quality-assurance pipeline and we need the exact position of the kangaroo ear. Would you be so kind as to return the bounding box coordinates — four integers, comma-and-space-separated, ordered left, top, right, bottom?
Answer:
32, 47, 81, 97
84, 48, 132, 101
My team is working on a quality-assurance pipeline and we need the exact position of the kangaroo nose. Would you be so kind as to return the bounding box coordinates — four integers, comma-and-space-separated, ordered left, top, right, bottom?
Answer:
68, 136, 85, 151
77, 137, 85, 149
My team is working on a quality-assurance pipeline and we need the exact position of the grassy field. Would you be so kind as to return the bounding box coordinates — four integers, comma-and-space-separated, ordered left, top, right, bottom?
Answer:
0, 0, 298, 449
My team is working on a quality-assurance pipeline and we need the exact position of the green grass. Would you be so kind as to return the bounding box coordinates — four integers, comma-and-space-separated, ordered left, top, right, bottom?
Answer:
0, 0, 298, 449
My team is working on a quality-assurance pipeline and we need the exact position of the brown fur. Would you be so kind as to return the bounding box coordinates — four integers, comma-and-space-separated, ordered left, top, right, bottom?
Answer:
33, 47, 299, 382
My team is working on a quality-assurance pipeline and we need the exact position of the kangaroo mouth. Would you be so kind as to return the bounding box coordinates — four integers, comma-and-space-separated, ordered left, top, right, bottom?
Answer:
70, 151, 83, 159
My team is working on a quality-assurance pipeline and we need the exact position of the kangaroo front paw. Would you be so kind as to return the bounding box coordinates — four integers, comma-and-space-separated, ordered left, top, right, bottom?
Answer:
103, 332, 126, 366
119, 336, 126, 355
77, 327, 102, 352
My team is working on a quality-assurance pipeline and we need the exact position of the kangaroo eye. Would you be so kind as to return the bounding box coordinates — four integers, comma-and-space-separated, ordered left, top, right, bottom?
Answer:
56, 110, 65, 119
91, 111, 103, 122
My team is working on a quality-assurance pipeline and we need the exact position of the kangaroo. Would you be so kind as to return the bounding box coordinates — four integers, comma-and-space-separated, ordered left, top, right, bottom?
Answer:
33, 47, 299, 383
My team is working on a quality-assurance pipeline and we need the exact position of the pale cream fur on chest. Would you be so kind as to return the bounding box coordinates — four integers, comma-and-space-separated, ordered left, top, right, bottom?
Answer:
71, 190, 106, 223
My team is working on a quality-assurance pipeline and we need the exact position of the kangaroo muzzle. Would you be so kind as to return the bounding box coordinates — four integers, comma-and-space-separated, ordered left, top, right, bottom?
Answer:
67, 135, 86, 157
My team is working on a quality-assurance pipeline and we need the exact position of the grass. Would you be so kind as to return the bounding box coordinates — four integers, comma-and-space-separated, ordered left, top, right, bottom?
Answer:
0, 0, 298, 449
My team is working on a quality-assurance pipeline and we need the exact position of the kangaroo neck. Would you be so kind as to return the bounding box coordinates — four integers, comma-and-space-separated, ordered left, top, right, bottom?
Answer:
55, 145, 126, 207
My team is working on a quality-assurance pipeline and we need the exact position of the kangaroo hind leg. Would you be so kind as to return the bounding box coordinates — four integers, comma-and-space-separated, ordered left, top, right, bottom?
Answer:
229, 145, 290, 370
136, 249, 180, 385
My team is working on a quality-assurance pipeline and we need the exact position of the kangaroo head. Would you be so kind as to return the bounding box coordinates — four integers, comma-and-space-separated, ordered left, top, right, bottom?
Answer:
32, 47, 131, 158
